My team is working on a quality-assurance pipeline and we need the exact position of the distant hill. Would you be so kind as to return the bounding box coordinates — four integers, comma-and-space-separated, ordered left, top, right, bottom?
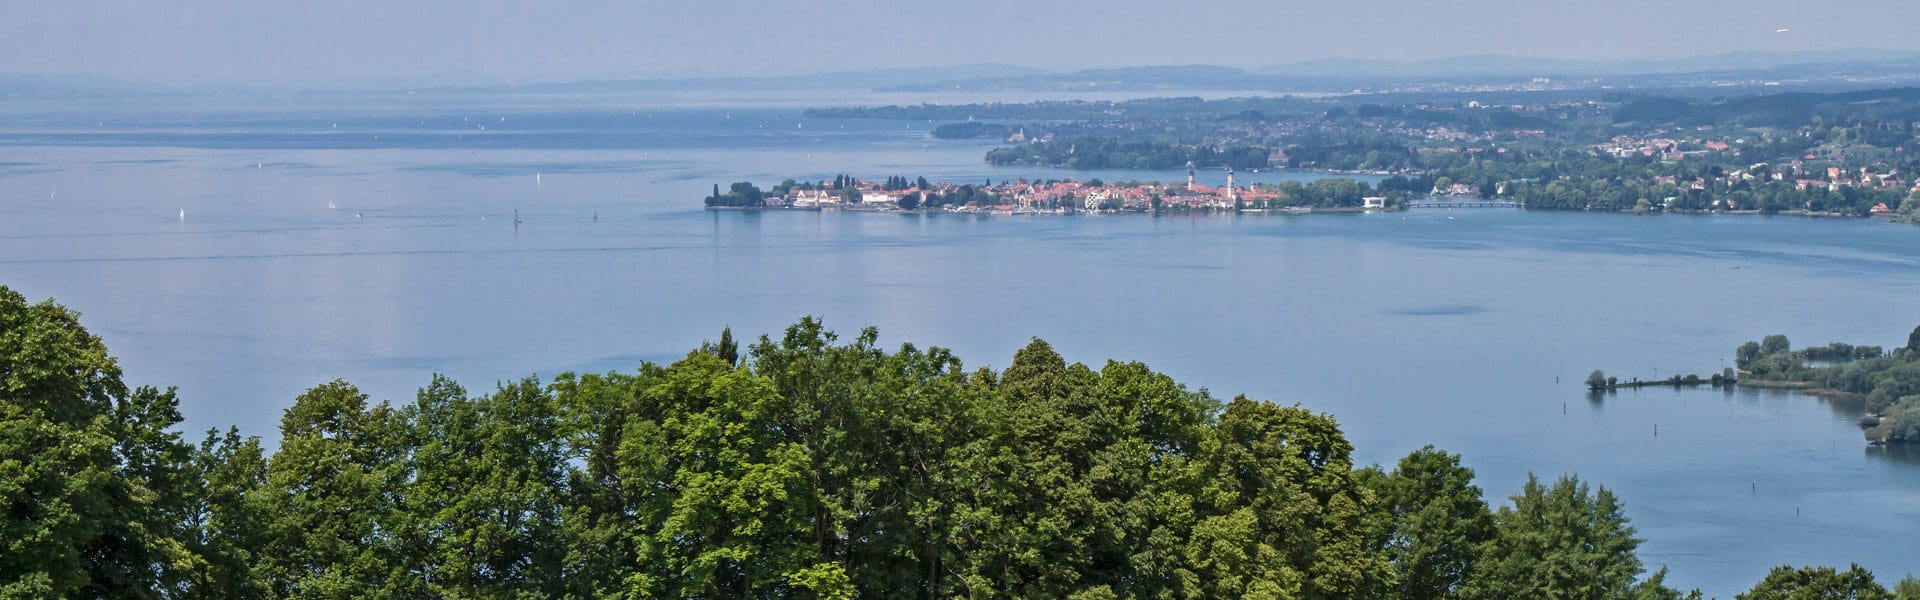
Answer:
870, 50, 1920, 94
1260, 49, 1920, 78
0, 73, 151, 98
431, 64, 1049, 94
11, 50, 1920, 100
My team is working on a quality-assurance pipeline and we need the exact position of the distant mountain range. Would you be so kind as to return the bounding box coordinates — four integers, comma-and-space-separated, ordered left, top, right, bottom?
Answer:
6, 50, 1920, 99
434, 64, 1049, 94
871, 50, 1920, 93
1258, 49, 1920, 78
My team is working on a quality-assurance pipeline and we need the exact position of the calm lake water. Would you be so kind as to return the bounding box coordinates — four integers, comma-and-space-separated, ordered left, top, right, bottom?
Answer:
3, 94, 1919, 595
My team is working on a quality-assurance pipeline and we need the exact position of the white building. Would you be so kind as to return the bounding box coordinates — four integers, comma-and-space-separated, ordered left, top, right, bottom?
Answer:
862, 191, 898, 205
792, 189, 834, 207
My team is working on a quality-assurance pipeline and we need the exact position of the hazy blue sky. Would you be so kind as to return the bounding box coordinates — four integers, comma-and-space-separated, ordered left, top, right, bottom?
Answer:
5, 0, 1920, 84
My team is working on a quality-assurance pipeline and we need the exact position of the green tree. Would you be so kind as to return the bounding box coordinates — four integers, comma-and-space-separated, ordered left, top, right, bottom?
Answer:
710, 326, 739, 366
1892, 575, 1920, 600
1628, 567, 1703, 600
746, 318, 983, 598
1378, 446, 1495, 600
1736, 564, 1890, 600
946, 339, 1110, 597
1865, 365, 1920, 414
0, 286, 197, 598
400, 376, 570, 597
546, 368, 647, 597
1865, 396, 1920, 443
254, 380, 411, 598
1907, 325, 1920, 354
1179, 396, 1391, 599
615, 352, 815, 598
106, 385, 205, 597
1587, 370, 1609, 390
180, 427, 270, 599
1762, 334, 1792, 355
1469, 473, 1644, 600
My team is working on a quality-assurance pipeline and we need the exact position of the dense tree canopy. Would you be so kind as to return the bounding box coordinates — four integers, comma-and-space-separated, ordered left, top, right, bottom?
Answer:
1371, 447, 1495, 600
1735, 564, 1891, 600
3, 285, 1913, 598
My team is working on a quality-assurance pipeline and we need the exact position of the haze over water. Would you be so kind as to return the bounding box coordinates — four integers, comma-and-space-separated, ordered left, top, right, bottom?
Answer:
4, 93, 1920, 595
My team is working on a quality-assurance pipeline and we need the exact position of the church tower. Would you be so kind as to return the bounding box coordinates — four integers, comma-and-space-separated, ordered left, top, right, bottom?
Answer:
1226, 167, 1236, 207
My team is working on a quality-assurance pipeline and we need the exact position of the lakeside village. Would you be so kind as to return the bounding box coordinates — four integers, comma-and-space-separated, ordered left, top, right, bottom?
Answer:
704, 136, 1920, 219
704, 166, 1414, 214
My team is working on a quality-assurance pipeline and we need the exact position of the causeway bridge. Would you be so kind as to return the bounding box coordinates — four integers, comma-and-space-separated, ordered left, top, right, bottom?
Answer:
1405, 199, 1522, 209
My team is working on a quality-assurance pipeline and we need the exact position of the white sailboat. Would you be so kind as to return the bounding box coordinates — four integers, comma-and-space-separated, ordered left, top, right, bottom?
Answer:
178, 209, 185, 222
327, 200, 336, 210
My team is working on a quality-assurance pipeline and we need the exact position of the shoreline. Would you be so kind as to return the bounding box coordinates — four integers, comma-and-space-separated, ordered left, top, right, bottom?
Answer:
704, 204, 1912, 223
705, 205, 1395, 216
1736, 379, 1868, 401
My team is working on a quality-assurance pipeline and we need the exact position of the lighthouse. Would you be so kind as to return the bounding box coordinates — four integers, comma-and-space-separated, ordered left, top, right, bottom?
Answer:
1187, 162, 1196, 191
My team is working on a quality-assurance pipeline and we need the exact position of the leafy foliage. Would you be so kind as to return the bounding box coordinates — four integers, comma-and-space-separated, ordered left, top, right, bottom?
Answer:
1736, 564, 1891, 600
1374, 447, 1495, 600
707, 181, 767, 207
9, 285, 1915, 598
1732, 327, 1920, 442
1468, 474, 1645, 600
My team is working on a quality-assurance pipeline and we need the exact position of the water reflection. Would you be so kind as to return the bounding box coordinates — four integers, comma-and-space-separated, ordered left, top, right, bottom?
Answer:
1866, 443, 1920, 468
1592, 385, 1908, 465
1821, 394, 1868, 418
